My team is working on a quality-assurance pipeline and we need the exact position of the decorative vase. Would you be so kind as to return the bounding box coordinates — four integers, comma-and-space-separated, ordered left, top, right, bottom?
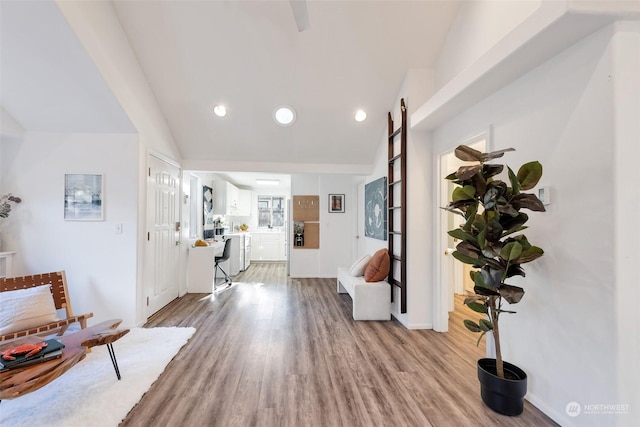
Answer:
477, 358, 527, 416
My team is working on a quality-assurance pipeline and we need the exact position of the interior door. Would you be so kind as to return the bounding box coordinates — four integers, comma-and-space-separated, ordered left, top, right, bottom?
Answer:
145, 154, 181, 317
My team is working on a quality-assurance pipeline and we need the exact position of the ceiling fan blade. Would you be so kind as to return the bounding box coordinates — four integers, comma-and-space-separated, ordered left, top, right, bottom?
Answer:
289, 0, 309, 32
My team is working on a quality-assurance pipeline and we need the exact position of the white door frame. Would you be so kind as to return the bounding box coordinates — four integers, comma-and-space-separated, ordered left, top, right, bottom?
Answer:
144, 152, 182, 318
433, 130, 490, 332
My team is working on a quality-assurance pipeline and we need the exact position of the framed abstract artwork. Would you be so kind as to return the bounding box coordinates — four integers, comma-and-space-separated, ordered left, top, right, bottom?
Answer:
64, 174, 103, 221
364, 177, 387, 240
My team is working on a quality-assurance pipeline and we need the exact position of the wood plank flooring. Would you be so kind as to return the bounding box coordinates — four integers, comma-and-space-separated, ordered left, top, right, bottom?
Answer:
121, 262, 557, 426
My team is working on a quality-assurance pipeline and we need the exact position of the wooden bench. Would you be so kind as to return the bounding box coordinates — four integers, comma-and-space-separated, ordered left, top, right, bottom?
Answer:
336, 267, 391, 321
0, 271, 94, 342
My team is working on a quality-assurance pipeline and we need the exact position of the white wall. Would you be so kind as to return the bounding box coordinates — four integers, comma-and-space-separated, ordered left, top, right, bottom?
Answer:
431, 23, 638, 426
360, 69, 436, 329
612, 20, 640, 423
1, 132, 139, 326
289, 174, 354, 278
56, 1, 180, 161
434, 0, 541, 89
0, 108, 25, 141
56, 0, 184, 325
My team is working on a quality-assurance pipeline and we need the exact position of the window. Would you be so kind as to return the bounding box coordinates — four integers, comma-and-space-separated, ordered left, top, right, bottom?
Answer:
258, 195, 285, 228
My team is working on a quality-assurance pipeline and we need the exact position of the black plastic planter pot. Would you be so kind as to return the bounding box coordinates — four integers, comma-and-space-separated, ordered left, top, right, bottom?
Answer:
477, 358, 527, 416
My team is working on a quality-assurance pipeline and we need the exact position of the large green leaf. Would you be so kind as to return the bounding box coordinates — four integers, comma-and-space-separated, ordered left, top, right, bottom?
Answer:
445, 171, 458, 180
476, 331, 488, 346
500, 242, 523, 262
483, 164, 504, 179
517, 161, 543, 190
506, 264, 525, 278
485, 219, 504, 242
481, 267, 503, 288
499, 284, 525, 304
501, 225, 528, 238
448, 228, 477, 244
467, 302, 488, 314
512, 234, 532, 250
463, 204, 478, 231
453, 251, 485, 267
456, 241, 482, 258
452, 185, 476, 202
508, 166, 521, 196
446, 199, 475, 211
474, 285, 500, 296
456, 165, 482, 181
464, 295, 487, 305
479, 318, 494, 331
455, 145, 483, 162
483, 258, 507, 272
471, 271, 487, 288
481, 148, 515, 162
511, 193, 546, 212
518, 246, 544, 263
501, 212, 529, 235
483, 187, 499, 210
441, 206, 465, 217
463, 319, 482, 333
497, 199, 518, 216
471, 171, 487, 196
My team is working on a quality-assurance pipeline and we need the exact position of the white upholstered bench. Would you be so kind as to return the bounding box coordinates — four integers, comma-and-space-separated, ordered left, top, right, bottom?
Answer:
336, 267, 391, 321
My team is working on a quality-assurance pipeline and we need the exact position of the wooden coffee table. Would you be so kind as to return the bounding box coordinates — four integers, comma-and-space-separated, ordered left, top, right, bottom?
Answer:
0, 319, 129, 400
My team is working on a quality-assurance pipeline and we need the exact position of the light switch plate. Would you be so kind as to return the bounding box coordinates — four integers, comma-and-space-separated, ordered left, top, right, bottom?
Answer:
538, 186, 550, 205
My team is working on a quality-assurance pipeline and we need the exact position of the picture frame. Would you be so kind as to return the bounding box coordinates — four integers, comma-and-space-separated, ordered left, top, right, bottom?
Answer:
364, 177, 387, 240
328, 194, 345, 213
64, 174, 104, 221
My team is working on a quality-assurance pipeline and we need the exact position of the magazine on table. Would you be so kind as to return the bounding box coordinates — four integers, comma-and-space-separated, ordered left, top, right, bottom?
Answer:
0, 339, 65, 371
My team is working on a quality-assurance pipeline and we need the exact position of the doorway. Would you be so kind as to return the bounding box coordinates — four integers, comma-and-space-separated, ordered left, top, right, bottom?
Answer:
144, 154, 181, 317
434, 133, 487, 332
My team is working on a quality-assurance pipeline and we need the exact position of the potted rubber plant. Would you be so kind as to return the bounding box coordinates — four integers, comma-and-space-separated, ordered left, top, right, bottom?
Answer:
444, 145, 545, 416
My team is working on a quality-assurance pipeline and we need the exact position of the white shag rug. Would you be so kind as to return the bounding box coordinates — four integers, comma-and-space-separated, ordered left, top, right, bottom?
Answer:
0, 326, 196, 427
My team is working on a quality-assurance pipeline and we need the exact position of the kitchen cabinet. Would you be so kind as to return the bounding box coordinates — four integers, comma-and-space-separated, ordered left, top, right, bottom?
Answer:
237, 189, 252, 217
251, 231, 286, 261
214, 181, 251, 216
213, 181, 237, 215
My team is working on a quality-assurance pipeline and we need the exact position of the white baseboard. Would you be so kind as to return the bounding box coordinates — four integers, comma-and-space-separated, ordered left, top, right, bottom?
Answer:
390, 313, 432, 330
526, 392, 574, 427
407, 323, 433, 330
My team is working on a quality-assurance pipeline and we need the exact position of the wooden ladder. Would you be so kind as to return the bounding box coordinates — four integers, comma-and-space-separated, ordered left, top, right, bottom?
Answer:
387, 98, 407, 314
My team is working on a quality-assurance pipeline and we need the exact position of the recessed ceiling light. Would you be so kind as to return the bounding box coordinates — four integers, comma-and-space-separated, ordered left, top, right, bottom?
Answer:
355, 110, 367, 122
213, 105, 227, 117
273, 105, 296, 126
256, 179, 280, 186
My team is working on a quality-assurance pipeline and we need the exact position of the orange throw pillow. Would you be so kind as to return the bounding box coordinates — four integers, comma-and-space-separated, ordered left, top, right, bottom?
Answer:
364, 248, 390, 282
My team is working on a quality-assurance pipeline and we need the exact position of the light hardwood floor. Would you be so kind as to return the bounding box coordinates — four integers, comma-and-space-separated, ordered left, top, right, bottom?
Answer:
121, 262, 557, 426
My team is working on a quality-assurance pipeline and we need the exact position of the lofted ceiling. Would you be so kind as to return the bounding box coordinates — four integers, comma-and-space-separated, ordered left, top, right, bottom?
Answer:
112, 0, 460, 171
1, 0, 460, 180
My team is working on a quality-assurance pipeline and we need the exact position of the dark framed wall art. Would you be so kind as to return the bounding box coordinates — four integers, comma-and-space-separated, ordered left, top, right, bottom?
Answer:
328, 194, 345, 213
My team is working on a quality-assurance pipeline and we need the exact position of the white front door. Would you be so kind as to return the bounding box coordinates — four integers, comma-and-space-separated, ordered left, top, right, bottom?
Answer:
145, 154, 180, 317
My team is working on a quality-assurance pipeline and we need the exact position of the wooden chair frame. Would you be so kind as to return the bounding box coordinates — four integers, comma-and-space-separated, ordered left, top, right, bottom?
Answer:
0, 270, 94, 342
